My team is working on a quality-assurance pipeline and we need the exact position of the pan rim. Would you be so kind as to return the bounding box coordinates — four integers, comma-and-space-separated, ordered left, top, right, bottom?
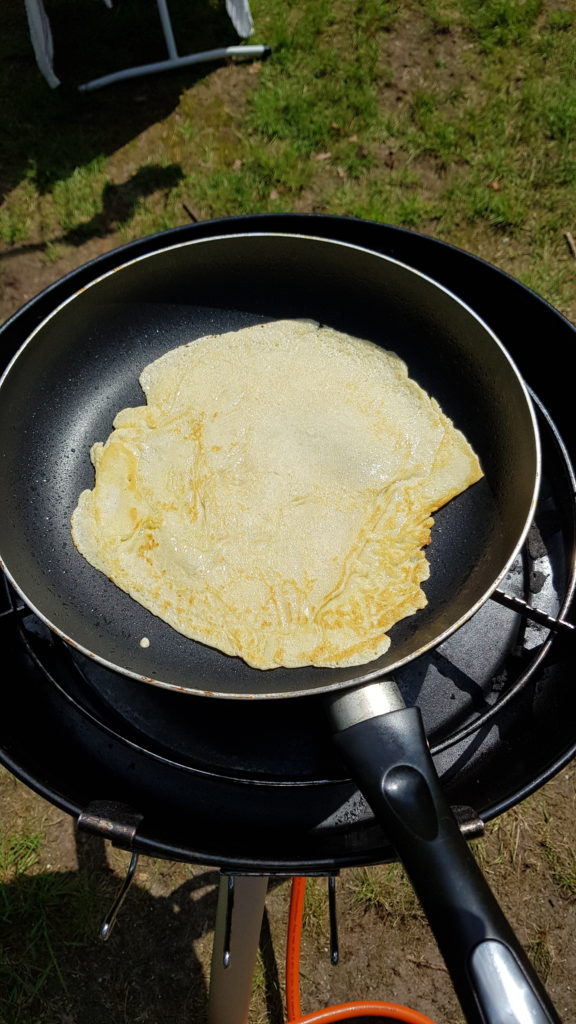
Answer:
0, 230, 542, 698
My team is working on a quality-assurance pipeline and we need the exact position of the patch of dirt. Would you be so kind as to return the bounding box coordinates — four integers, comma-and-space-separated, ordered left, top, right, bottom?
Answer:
0, 236, 113, 323
2, 764, 575, 1023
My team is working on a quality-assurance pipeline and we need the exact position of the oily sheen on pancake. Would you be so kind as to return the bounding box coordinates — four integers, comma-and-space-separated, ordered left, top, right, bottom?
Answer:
71, 320, 483, 669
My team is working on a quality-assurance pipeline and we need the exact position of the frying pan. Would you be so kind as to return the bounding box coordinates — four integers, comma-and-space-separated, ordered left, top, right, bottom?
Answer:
0, 233, 557, 1022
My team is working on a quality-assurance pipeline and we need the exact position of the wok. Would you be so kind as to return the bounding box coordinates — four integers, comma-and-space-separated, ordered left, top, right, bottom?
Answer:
0, 233, 557, 1022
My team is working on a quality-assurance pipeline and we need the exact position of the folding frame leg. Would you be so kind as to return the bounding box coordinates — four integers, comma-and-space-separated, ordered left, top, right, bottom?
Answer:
208, 874, 269, 1024
78, 0, 270, 92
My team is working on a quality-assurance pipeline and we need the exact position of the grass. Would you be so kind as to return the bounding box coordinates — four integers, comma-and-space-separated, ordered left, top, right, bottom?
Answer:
0, 825, 59, 1020
1, 828, 42, 877
527, 928, 555, 984
1, 0, 575, 321
346, 863, 424, 925
0, 822, 109, 1024
540, 836, 576, 901
246, 0, 393, 155
462, 0, 545, 51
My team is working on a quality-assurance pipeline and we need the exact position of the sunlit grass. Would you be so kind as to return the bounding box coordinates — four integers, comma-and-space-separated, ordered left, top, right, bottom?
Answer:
345, 863, 424, 925
1, 0, 574, 318
539, 837, 576, 900
461, 0, 544, 51
0, 178, 38, 245
1, 827, 42, 877
527, 927, 555, 984
0, 824, 110, 1024
248, 0, 394, 155
49, 156, 110, 234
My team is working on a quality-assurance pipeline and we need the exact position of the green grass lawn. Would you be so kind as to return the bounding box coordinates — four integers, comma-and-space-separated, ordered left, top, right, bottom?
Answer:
1, 0, 575, 318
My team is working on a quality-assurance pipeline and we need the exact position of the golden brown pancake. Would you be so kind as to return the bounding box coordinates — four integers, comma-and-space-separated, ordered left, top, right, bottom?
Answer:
71, 319, 483, 669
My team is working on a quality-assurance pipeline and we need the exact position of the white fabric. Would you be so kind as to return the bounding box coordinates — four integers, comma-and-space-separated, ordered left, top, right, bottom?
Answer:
25, 0, 257, 89
225, 0, 254, 38
98, 0, 253, 36
24, 0, 60, 88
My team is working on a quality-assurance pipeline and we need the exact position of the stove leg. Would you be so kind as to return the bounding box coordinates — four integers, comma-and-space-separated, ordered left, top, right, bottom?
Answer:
208, 874, 269, 1024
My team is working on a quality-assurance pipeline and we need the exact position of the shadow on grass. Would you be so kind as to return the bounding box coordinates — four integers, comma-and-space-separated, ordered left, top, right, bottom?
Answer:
0, 830, 285, 1024
1, 163, 186, 256
1, 0, 250, 202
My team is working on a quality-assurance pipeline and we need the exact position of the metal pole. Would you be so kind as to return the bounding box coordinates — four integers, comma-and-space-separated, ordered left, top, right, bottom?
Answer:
208, 874, 269, 1024
156, 0, 179, 59
78, 45, 270, 92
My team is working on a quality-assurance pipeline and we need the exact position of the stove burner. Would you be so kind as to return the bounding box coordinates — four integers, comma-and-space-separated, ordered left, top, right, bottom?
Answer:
0, 390, 574, 872
1, 216, 575, 872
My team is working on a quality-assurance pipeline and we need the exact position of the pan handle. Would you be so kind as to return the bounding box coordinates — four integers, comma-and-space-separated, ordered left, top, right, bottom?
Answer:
328, 681, 561, 1024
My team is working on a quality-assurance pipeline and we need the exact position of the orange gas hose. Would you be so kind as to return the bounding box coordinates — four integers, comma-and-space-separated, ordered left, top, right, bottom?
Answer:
286, 876, 307, 1020
285, 877, 437, 1024
288, 1005, 438, 1024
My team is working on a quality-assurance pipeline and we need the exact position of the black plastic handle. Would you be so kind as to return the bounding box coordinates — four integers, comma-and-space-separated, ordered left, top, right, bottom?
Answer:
332, 704, 561, 1024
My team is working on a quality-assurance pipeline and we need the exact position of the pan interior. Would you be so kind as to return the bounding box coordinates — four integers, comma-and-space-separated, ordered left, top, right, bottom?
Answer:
0, 233, 539, 697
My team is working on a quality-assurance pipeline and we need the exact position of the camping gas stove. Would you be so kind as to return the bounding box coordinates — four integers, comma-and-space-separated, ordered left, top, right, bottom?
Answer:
1, 215, 575, 876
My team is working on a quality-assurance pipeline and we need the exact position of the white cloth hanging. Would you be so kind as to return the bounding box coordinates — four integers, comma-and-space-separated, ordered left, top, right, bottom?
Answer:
24, 0, 60, 88
24, 0, 114, 87
24, 0, 266, 90
225, 0, 254, 38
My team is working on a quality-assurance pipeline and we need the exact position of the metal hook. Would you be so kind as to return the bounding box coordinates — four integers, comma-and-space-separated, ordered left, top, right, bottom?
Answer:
223, 874, 235, 968
328, 875, 339, 965
100, 849, 139, 941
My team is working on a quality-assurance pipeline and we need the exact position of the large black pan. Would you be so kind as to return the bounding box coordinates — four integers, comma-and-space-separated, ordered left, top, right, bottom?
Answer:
0, 233, 557, 1022
0, 233, 538, 694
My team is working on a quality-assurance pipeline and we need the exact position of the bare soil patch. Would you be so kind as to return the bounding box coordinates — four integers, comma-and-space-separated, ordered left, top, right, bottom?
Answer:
1, 764, 575, 1023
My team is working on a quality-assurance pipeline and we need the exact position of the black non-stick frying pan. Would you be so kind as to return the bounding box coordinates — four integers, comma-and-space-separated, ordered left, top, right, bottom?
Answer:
0, 234, 538, 695
0, 234, 558, 1022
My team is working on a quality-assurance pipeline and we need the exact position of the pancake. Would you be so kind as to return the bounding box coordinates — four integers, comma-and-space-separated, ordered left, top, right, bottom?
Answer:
71, 319, 483, 669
